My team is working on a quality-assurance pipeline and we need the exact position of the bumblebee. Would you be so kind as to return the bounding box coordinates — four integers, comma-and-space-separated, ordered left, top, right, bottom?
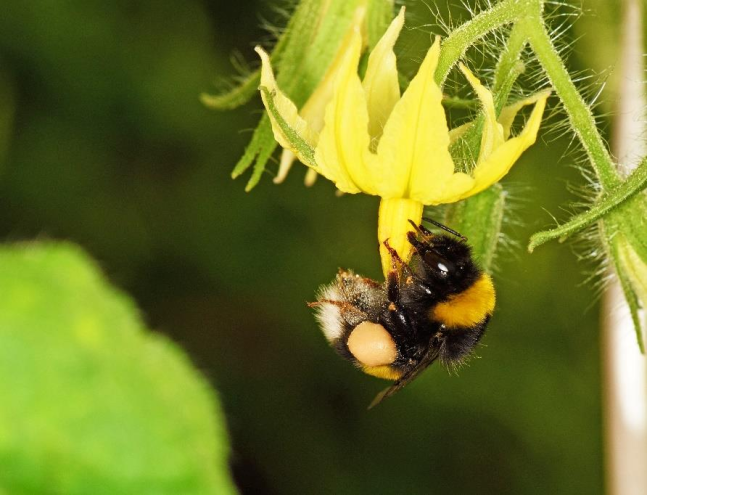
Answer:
311, 220, 496, 408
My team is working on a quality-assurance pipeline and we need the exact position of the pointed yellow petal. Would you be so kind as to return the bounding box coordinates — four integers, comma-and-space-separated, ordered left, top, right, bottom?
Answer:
460, 93, 549, 198
363, 6, 405, 142
459, 63, 503, 162
313, 27, 376, 195
375, 39, 459, 202
498, 90, 550, 140
255, 47, 318, 166
269, 8, 366, 188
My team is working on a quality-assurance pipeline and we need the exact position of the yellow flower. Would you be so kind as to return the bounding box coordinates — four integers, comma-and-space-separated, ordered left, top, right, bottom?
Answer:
272, 6, 367, 187
256, 7, 549, 276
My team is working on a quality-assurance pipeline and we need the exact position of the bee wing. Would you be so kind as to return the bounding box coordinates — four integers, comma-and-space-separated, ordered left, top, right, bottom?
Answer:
367, 333, 445, 409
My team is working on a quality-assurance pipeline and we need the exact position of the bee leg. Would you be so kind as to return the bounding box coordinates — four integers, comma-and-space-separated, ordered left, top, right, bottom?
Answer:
407, 219, 434, 239
386, 269, 400, 304
381, 248, 417, 338
308, 299, 367, 318
382, 239, 414, 278
309, 299, 368, 328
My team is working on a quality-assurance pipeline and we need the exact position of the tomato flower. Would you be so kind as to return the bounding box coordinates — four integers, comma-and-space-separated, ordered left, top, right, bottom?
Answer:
257, 7, 548, 276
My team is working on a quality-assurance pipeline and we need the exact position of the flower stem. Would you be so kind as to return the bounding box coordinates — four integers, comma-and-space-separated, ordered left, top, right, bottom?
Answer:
442, 96, 478, 109
434, 0, 527, 85
492, 24, 528, 112
528, 157, 646, 252
378, 198, 424, 277
519, 15, 621, 190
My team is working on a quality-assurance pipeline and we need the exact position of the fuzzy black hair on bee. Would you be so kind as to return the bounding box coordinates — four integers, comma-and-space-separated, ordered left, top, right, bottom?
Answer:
309, 220, 496, 408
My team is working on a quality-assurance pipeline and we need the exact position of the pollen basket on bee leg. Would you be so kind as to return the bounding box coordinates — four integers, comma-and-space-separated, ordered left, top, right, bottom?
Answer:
347, 321, 398, 368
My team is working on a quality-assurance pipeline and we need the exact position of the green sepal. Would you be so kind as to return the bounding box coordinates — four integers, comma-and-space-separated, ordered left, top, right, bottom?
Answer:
367, 0, 395, 46
606, 224, 647, 354
491, 23, 528, 112
200, 70, 260, 111
260, 87, 318, 169
444, 184, 506, 272
216, 0, 365, 187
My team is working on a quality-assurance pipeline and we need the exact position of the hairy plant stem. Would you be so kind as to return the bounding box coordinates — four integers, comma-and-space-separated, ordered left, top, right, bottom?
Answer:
434, 0, 526, 85
519, 14, 620, 190
492, 24, 528, 112
528, 158, 646, 252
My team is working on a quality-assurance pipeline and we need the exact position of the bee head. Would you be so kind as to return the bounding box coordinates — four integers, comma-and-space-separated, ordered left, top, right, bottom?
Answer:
407, 230, 480, 297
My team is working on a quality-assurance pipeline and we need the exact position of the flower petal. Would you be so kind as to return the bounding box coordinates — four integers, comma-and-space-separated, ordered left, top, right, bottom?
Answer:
498, 90, 551, 140
376, 39, 460, 202
269, 8, 366, 187
460, 92, 549, 198
256, 47, 318, 167
459, 63, 504, 162
362, 6, 405, 142
314, 27, 377, 195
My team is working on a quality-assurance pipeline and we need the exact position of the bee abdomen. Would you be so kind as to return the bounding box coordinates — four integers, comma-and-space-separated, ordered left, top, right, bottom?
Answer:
430, 273, 495, 329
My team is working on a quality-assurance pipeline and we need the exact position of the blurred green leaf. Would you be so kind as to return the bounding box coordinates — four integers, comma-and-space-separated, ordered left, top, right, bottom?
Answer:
0, 243, 236, 495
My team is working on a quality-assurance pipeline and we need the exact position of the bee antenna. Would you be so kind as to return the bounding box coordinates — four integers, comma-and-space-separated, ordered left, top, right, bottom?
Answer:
407, 219, 432, 239
421, 217, 467, 240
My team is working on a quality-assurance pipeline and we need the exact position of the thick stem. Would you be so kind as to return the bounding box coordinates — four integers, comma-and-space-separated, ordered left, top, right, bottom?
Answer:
528, 158, 646, 252
434, 0, 526, 85
492, 24, 528, 112
520, 15, 621, 190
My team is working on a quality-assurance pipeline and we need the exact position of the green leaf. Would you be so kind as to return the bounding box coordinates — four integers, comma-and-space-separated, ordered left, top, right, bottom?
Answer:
0, 243, 236, 495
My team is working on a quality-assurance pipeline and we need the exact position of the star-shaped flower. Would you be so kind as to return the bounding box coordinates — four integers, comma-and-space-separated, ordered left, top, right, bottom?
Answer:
257, 7, 549, 275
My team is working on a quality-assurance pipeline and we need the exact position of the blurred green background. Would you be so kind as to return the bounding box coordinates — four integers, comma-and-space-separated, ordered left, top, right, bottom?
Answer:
0, 0, 621, 493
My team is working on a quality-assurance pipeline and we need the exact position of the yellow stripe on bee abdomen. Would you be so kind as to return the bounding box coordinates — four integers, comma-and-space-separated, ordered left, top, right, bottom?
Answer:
431, 273, 495, 328
362, 365, 403, 381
